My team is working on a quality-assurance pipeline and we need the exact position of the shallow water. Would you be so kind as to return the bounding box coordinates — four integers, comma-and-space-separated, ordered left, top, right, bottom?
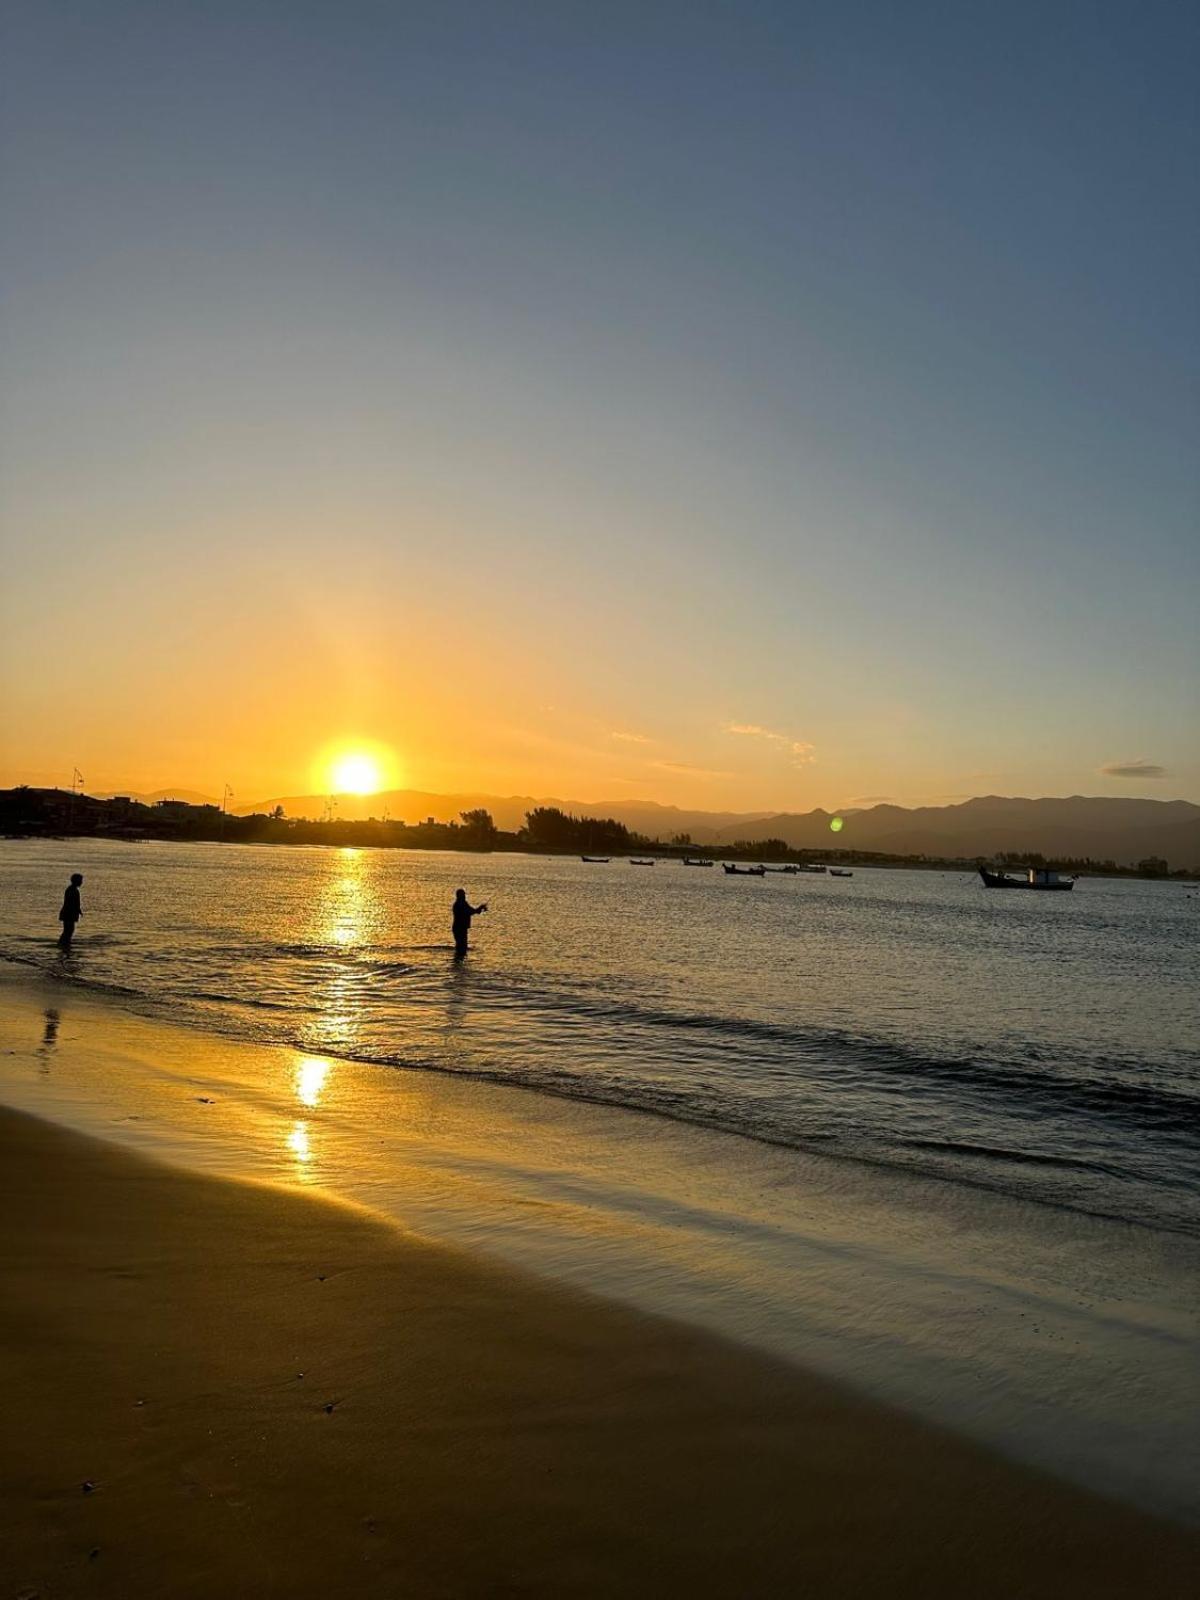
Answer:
2, 839, 1198, 1234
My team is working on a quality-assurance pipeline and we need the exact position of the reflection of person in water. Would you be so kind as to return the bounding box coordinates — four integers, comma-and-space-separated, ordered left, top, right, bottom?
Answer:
451, 888, 487, 960
38, 1008, 60, 1072
58, 873, 84, 949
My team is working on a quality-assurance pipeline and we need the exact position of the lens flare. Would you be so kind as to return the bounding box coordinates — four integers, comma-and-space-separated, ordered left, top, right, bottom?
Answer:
830, 816, 845, 832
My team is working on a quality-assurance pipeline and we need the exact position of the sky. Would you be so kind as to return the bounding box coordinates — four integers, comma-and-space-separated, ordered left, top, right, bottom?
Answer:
1, 0, 1197, 810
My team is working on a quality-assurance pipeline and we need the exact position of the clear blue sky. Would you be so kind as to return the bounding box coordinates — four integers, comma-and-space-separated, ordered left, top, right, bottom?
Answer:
2, 0, 1196, 806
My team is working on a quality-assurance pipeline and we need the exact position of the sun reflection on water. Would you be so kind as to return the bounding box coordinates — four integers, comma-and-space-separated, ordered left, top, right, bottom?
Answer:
302, 848, 386, 1052
318, 848, 377, 951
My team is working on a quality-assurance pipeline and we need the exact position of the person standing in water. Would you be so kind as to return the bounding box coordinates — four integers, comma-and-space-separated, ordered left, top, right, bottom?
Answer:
451, 888, 487, 960
58, 873, 84, 949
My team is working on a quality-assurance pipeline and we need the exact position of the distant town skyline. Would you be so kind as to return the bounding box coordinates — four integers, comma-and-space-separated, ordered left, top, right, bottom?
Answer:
2, 3, 1197, 809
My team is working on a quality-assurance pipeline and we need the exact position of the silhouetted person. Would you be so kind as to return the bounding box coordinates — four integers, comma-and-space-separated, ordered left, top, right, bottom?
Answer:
451, 888, 487, 959
58, 873, 83, 949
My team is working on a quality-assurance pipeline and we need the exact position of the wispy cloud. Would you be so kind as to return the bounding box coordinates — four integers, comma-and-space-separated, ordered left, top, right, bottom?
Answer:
723, 723, 815, 765
1099, 759, 1167, 780
653, 760, 733, 779
610, 730, 652, 745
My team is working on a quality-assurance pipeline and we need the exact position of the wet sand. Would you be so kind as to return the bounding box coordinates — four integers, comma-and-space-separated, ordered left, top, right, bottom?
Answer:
1, 1106, 1196, 1597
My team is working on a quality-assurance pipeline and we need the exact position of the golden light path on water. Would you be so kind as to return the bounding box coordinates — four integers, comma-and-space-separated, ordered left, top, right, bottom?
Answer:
284, 848, 383, 1176
306, 847, 380, 1059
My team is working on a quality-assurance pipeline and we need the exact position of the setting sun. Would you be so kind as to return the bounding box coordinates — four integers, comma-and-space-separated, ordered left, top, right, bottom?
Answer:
331, 752, 382, 794
314, 740, 399, 798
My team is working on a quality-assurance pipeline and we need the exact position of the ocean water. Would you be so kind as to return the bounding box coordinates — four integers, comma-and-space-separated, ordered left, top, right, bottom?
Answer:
2, 837, 1197, 1237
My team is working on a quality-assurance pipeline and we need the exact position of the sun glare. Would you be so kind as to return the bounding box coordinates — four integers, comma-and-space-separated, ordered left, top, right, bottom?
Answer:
315, 739, 399, 797
331, 752, 382, 795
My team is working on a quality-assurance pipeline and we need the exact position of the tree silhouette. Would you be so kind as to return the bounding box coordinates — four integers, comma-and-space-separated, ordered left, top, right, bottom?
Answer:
460, 808, 498, 844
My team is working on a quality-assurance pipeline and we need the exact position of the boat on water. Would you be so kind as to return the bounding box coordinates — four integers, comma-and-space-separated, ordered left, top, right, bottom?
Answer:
723, 863, 766, 876
682, 857, 714, 867
829, 868, 853, 877
796, 864, 827, 874
581, 856, 611, 864
761, 864, 799, 874
978, 866, 1075, 891
629, 858, 655, 866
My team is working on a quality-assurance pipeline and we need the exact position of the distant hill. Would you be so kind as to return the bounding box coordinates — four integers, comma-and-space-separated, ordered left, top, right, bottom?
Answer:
233, 788, 1200, 868
236, 789, 772, 839
710, 795, 1200, 867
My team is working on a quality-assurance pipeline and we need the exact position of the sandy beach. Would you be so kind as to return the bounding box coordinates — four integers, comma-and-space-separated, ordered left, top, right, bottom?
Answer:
1, 1104, 1196, 1598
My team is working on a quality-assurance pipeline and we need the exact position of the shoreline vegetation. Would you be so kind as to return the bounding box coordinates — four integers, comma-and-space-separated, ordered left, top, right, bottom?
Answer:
2, 787, 1194, 880
3, 1104, 1198, 1597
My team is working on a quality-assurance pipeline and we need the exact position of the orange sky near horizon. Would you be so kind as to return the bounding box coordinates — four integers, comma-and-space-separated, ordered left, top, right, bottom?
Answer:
1, 505, 1193, 810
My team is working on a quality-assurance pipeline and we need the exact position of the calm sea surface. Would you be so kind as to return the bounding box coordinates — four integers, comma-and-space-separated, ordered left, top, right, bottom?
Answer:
2, 839, 1197, 1236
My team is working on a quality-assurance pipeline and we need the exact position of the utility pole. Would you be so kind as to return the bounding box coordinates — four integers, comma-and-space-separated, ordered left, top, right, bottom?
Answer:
68, 767, 83, 832
220, 784, 233, 840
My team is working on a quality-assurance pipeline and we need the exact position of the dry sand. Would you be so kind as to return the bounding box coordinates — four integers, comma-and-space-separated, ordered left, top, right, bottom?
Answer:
1, 1106, 1195, 1598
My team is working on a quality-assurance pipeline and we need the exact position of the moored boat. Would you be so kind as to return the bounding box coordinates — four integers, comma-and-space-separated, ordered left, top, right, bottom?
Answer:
723, 863, 766, 876
581, 856, 611, 864
830, 868, 853, 877
629, 858, 655, 866
978, 866, 1075, 891
682, 857, 714, 867
796, 864, 827, 874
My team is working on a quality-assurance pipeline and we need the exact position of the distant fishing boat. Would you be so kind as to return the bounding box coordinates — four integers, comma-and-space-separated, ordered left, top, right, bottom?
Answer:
581, 856, 611, 864
723, 863, 766, 876
978, 866, 1075, 891
761, 864, 799, 874
629, 858, 655, 866
829, 868, 853, 878
796, 864, 827, 874
682, 857, 714, 867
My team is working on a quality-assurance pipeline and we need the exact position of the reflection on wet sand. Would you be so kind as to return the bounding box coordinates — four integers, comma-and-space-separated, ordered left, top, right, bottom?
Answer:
285, 1055, 333, 1179
296, 1055, 330, 1109
37, 1008, 60, 1073
286, 1119, 313, 1176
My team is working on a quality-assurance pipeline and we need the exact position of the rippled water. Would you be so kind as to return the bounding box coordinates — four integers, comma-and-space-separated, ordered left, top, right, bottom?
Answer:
2, 838, 1197, 1234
